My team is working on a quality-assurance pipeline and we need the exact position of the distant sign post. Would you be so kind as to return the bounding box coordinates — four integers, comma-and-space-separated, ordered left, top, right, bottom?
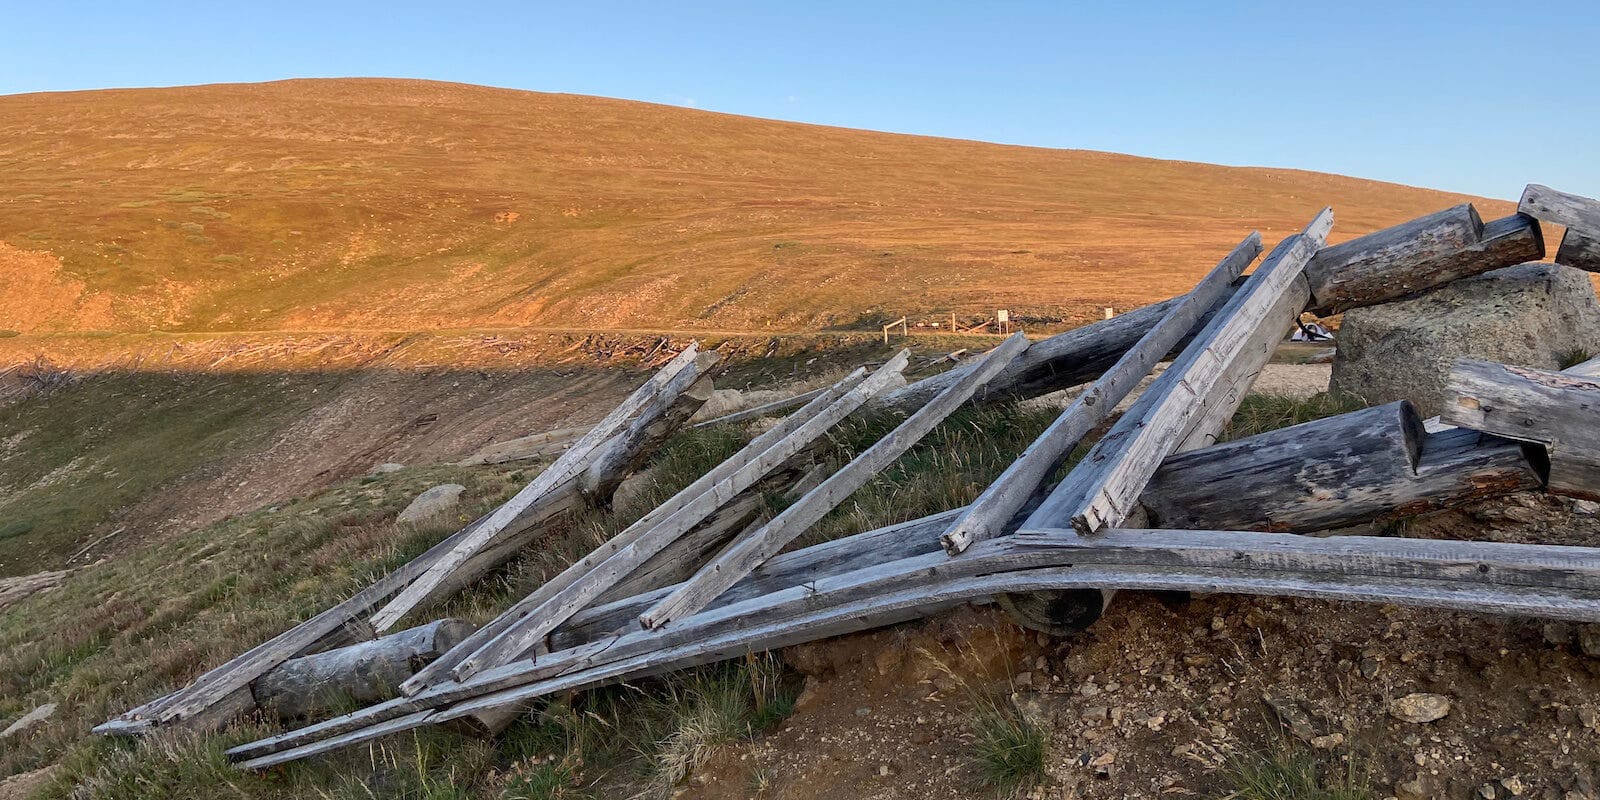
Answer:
997, 309, 1010, 334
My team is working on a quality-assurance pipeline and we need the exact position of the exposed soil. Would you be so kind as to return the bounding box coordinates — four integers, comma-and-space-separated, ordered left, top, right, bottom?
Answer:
685, 495, 1600, 800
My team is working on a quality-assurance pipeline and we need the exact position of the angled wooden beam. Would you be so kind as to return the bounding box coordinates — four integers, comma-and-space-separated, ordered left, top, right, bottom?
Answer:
428, 359, 907, 686
692, 386, 830, 428
1441, 358, 1600, 500
939, 232, 1263, 555
1557, 229, 1600, 273
638, 332, 1031, 629
1025, 209, 1333, 536
369, 344, 707, 632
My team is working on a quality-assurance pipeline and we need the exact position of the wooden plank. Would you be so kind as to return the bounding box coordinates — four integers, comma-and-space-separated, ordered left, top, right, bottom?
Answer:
1170, 273, 1307, 452
228, 519, 1600, 765
370, 344, 706, 632
1026, 209, 1333, 535
940, 232, 1262, 555
1519, 184, 1600, 235
692, 386, 828, 428
638, 332, 1032, 629
579, 359, 717, 500
235, 710, 437, 771
1144, 403, 1542, 532
440, 357, 906, 684
127, 510, 495, 727
1304, 208, 1543, 312
1441, 358, 1600, 500
1556, 229, 1600, 273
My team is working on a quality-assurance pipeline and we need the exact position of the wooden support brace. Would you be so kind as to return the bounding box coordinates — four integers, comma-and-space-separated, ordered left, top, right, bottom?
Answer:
638, 332, 1031, 629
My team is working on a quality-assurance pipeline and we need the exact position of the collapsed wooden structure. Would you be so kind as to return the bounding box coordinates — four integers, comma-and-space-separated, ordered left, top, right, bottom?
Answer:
93, 184, 1600, 770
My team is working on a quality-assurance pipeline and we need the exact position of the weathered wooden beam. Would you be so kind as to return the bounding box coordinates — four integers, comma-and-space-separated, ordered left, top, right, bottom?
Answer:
1026, 209, 1333, 536
940, 232, 1263, 555
638, 333, 1032, 629
1557, 229, 1600, 273
1441, 359, 1600, 500
252, 619, 476, 720
93, 509, 502, 732
1519, 184, 1600, 235
1304, 207, 1544, 312
436, 359, 906, 686
1142, 401, 1543, 531
692, 386, 829, 428
370, 344, 709, 633
579, 360, 717, 501
228, 495, 1600, 767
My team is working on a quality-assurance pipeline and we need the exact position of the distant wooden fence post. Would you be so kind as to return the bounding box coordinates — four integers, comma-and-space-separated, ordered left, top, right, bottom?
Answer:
882, 316, 907, 344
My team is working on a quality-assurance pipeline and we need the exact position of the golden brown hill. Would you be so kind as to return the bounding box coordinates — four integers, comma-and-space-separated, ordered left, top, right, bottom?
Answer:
0, 78, 1511, 334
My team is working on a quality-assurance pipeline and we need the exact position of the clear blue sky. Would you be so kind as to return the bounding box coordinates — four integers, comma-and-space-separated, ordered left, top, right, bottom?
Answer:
3, 1, 1596, 200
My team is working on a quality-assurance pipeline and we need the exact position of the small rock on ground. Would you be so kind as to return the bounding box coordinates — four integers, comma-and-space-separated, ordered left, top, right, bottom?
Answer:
0, 702, 57, 738
1389, 692, 1451, 724
396, 484, 465, 524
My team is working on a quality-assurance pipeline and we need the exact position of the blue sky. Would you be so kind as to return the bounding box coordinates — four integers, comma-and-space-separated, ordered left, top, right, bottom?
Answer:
3, 1, 1596, 199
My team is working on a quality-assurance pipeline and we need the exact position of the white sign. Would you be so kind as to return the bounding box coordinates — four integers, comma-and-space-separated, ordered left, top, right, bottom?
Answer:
996, 309, 1009, 323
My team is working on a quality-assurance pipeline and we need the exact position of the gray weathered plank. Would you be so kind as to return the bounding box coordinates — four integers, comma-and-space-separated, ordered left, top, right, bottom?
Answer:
940, 232, 1262, 555
692, 386, 830, 428
370, 344, 708, 632
638, 333, 1031, 629
1026, 209, 1333, 535
442, 358, 907, 683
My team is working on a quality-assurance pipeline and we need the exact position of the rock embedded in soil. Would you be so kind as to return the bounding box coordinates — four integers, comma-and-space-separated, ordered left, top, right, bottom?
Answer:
370, 462, 405, 474
0, 702, 56, 738
1331, 262, 1600, 415
1389, 692, 1452, 724
396, 483, 465, 523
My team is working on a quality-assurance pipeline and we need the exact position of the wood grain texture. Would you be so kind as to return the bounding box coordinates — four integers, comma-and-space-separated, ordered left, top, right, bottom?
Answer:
1142, 402, 1542, 531
692, 386, 828, 429
1441, 358, 1600, 500
1519, 184, 1600, 235
1026, 209, 1333, 535
1557, 229, 1600, 273
940, 232, 1262, 555
370, 344, 706, 632
401, 365, 881, 692
1304, 208, 1543, 312
639, 333, 1030, 629
252, 619, 475, 720
445, 358, 906, 683
578, 357, 718, 500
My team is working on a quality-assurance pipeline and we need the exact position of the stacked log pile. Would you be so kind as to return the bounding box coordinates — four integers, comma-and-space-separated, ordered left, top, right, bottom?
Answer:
90, 185, 1600, 770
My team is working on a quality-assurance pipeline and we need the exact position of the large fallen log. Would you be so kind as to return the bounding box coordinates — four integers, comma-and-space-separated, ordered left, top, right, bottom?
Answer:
1142, 401, 1543, 531
638, 333, 1031, 630
1304, 208, 1543, 312
1441, 359, 1600, 501
252, 619, 476, 720
940, 232, 1263, 555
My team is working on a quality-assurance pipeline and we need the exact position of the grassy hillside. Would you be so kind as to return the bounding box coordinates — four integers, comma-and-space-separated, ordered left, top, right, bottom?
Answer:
0, 78, 1508, 336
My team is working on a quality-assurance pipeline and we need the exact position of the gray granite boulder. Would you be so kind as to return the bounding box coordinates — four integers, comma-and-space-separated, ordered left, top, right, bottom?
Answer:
1331, 262, 1600, 416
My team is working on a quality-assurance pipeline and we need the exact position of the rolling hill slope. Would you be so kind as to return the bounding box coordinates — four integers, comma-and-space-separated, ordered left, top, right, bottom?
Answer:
0, 78, 1511, 334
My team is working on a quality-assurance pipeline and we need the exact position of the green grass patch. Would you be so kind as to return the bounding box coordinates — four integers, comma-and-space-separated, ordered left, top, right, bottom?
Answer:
0, 520, 34, 541
1221, 392, 1365, 443
1224, 750, 1371, 800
